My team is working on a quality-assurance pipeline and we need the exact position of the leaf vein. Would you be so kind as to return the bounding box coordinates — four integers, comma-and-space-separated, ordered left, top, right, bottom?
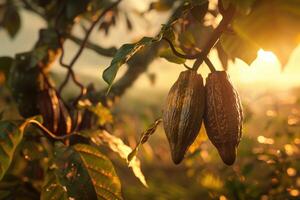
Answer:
94, 184, 122, 200
87, 165, 114, 179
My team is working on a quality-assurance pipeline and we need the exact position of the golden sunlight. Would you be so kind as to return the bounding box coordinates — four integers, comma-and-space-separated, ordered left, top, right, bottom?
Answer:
257, 49, 278, 64
228, 49, 282, 85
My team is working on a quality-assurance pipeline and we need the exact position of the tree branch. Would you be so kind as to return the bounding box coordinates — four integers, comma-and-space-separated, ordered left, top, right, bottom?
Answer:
162, 37, 201, 59
70, 3, 194, 102
21, 0, 45, 18
68, 35, 117, 57
57, 0, 122, 104
218, 0, 226, 15
192, 3, 235, 70
204, 57, 216, 72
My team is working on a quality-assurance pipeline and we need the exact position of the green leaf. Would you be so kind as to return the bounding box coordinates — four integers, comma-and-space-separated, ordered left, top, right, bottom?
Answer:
159, 48, 186, 64
220, 32, 258, 65
41, 143, 123, 200
30, 46, 49, 67
232, 0, 300, 66
0, 175, 40, 200
81, 103, 113, 126
0, 57, 13, 79
102, 37, 158, 91
2, 5, 21, 38
0, 116, 43, 181
38, 29, 60, 49
162, 25, 176, 42
179, 24, 213, 51
179, 30, 196, 49
78, 130, 148, 187
0, 121, 23, 181
102, 24, 172, 91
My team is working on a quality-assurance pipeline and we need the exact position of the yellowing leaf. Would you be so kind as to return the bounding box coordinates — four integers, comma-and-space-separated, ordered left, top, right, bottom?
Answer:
128, 119, 162, 162
79, 130, 148, 187
189, 124, 208, 154
78, 101, 113, 126
90, 103, 113, 126
200, 173, 223, 190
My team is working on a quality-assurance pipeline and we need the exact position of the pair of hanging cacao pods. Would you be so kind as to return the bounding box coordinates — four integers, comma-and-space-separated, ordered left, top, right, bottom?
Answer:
163, 70, 243, 165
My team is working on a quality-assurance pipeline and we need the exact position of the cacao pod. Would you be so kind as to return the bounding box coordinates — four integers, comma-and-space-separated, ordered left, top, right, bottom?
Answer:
37, 88, 60, 133
204, 71, 243, 165
37, 87, 72, 136
70, 109, 83, 131
163, 70, 205, 164
56, 98, 72, 135
8, 53, 41, 117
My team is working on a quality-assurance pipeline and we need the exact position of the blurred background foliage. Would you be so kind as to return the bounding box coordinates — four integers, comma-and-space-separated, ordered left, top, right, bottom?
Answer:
111, 87, 300, 200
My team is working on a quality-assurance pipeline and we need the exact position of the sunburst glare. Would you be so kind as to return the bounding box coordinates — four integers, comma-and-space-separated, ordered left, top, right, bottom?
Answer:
257, 49, 278, 64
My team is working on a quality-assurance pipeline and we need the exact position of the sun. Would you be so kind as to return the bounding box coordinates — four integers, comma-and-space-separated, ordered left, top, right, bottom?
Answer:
257, 49, 278, 64
228, 48, 282, 84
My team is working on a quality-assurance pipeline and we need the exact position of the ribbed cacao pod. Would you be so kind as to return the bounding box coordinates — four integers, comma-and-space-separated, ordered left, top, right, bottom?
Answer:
204, 71, 243, 165
56, 98, 72, 136
37, 88, 60, 133
163, 70, 205, 164
37, 88, 72, 136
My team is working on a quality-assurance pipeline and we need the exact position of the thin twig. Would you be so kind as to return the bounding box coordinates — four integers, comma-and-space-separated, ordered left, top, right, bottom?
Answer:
54, 1, 86, 104
204, 57, 217, 72
162, 37, 201, 59
68, 35, 117, 57
21, 119, 75, 140
162, 37, 219, 72
192, 4, 235, 70
57, 0, 122, 104
56, 36, 87, 103
183, 63, 192, 70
